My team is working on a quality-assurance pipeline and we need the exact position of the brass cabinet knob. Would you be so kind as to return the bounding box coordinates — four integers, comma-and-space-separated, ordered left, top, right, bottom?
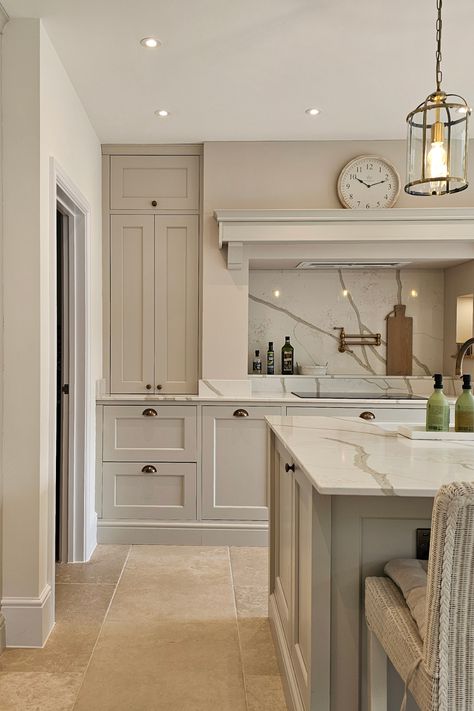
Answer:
359, 411, 376, 420
156, 384, 163, 390
233, 408, 249, 417
141, 464, 157, 474
285, 463, 295, 473
146, 384, 152, 390
142, 408, 158, 417
151, 200, 158, 207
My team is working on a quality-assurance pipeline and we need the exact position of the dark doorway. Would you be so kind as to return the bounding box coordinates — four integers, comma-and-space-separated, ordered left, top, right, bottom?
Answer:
56, 209, 70, 563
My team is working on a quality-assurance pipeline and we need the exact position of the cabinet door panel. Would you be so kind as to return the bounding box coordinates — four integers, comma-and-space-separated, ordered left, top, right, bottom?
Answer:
202, 406, 281, 520
291, 467, 313, 710
273, 439, 293, 644
110, 215, 155, 393
154, 215, 198, 394
103, 462, 197, 520
103, 405, 197, 462
110, 155, 199, 211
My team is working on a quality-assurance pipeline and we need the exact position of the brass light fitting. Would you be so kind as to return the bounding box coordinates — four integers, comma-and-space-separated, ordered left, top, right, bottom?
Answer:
405, 0, 471, 196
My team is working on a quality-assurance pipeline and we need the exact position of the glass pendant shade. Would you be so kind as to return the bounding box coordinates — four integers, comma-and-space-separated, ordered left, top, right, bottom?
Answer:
405, 91, 471, 196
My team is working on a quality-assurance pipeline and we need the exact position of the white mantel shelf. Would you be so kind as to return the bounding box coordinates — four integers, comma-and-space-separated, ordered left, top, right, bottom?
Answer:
214, 208, 474, 269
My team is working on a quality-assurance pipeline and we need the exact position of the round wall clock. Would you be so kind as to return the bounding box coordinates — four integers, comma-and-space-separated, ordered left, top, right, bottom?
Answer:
337, 155, 401, 209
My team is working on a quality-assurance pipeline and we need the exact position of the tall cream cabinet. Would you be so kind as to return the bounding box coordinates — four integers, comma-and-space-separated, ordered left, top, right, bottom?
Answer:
110, 214, 198, 393
103, 148, 201, 394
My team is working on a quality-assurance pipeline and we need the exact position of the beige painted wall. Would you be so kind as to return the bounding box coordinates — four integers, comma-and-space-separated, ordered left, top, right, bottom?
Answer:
202, 140, 474, 379
2, 19, 101, 643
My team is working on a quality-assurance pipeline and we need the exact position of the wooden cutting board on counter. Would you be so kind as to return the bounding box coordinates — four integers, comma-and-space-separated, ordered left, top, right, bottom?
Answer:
386, 304, 413, 375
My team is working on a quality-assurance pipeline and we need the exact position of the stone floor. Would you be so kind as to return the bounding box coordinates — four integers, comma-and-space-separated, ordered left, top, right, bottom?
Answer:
0, 545, 287, 710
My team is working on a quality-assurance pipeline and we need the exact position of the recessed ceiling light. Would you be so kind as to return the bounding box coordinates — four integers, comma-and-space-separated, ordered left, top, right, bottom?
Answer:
305, 107, 320, 116
155, 109, 170, 117
140, 37, 161, 48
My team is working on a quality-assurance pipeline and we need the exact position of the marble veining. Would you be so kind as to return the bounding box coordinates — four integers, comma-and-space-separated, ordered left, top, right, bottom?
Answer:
266, 415, 474, 497
249, 268, 444, 376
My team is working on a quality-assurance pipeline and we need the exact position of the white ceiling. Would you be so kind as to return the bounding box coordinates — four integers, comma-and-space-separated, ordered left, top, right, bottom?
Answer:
4, 0, 474, 143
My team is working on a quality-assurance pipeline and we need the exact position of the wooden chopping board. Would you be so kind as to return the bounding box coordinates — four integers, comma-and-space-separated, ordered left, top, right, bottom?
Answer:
386, 304, 413, 375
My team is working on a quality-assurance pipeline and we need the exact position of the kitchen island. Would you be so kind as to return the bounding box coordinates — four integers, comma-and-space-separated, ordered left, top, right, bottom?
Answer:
266, 415, 474, 711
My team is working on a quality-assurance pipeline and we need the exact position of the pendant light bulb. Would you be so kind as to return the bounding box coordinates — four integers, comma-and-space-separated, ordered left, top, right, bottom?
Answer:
427, 120, 448, 195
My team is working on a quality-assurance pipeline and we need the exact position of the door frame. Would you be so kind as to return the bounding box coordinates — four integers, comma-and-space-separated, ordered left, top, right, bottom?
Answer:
50, 158, 95, 565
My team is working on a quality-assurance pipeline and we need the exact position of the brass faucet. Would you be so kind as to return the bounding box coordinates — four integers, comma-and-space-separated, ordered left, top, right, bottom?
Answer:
455, 337, 474, 376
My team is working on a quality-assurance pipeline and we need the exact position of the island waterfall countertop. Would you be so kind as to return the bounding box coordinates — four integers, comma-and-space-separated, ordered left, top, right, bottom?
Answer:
266, 415, 474, 497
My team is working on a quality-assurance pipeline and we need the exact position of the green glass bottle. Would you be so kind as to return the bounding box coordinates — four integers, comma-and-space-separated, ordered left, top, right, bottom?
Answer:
426, 373, 450, 432
266, 342, 275, 375
281, 336, 294, 375
455, 374, 474, 432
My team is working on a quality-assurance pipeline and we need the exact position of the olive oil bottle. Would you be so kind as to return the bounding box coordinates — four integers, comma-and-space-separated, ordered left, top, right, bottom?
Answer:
426, 373, 450, 432
455, 374, 474, 432
281, 336, 294, 375
266, 342, 275, 375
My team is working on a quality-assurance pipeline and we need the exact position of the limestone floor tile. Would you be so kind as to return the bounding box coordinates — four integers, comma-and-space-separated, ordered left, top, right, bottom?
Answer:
0, 584, 115, 673
74, 619, 243, 677
245, 674, 288, 711
119, 545, 231, 589
234, 584, 268, 619
238, 618, 280, 676
0, 672, 83, 711
230, 547, 269, 589
55, 545, 130, 585
74, 669, 247, 711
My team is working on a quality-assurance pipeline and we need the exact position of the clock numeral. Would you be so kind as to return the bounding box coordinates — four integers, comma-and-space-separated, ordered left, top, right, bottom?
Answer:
357, 201, 361, 207
384, 194, 389, 200
388, 184, 392, 190
349, 173, 357, 180
356, 167, 363, 173
366, 204, 370, 209
346, 183, 350, 189
349, 194, 354, 200
367, 163, 373, 170
385, 173, 389, 179
377, 201, 381, 207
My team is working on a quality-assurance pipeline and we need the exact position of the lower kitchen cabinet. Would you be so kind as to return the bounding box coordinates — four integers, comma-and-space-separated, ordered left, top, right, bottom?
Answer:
201, 405, 282, 521
103, 462, 197, 520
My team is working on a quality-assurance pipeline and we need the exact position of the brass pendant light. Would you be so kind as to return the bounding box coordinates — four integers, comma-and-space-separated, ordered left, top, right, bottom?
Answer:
405, 0, 471, 196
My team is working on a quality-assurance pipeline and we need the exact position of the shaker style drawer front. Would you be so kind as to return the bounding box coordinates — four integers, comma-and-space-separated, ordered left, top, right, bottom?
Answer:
285, 406, 426, 422
103, 406, 197, 461
103, 462, 197, 520
110, 156, 199, 211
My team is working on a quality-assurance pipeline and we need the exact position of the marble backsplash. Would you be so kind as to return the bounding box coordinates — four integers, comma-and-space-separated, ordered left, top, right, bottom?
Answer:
248, 268, 445, 376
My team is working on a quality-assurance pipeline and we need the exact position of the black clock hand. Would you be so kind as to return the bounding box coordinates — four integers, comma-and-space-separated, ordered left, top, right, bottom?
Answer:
355, 177, 371, 188
367, 179, 387, 188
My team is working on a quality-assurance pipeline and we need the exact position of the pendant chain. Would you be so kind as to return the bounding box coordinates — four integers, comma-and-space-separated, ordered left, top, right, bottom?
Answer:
435, 0, 443, 92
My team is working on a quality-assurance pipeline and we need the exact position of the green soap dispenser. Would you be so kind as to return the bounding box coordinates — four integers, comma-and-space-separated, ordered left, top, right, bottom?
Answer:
455, 374, 474, 433
426, 373, 450, 432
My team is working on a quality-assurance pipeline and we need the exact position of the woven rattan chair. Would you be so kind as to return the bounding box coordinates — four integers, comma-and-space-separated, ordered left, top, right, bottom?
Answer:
365, 481, 474, 711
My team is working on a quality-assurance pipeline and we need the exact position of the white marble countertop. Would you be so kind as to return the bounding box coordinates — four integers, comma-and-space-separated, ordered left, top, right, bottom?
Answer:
266, 416, 474, 497
96, 392, 434, 405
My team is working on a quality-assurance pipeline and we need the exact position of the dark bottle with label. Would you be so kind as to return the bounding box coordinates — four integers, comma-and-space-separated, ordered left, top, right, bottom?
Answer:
252, 350, 262, 373
281, 336, 294, 375
267, 342, 275, 375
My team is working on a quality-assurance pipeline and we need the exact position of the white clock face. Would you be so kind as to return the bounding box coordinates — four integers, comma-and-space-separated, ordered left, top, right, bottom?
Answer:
337, 156, 400, 209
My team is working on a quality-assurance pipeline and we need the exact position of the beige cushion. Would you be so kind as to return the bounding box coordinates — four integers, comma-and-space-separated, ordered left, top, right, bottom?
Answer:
384, 558, 428, 640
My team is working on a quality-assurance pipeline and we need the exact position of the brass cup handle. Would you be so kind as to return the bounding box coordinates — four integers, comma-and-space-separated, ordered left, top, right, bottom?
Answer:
285, 463, 295, 473
141, 465, 157, 474
359, 411, 375, 420
233, 408, 249, 417
142, 408, 158, 417
156, 384, 163, 391
151, 200, 158, 207
146, 384, 152, 390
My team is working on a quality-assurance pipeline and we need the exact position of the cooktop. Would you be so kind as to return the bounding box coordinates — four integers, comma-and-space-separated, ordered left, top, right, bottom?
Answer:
291, 392, 427, 400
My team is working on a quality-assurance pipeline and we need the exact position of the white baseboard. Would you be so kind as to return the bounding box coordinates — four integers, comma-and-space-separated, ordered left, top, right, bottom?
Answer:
97, 519, 269, 546
269, 593, 304, 711
1, 584, 54, 648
